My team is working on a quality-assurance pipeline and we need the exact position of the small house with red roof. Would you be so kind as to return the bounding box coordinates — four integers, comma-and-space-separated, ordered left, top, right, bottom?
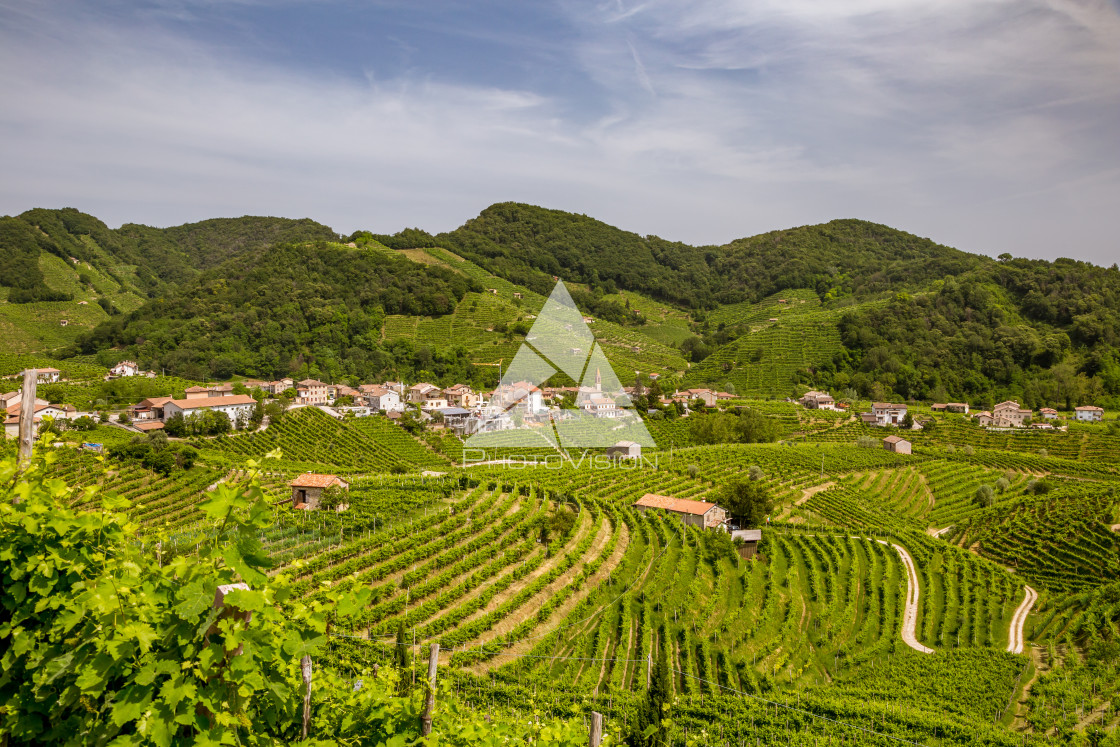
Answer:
633, 493, 727, 529
290, 473, 349, 510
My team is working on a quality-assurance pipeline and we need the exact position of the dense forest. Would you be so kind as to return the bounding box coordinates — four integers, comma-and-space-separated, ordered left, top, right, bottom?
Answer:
800, 261, 1120, 406
76, 241, 481, 383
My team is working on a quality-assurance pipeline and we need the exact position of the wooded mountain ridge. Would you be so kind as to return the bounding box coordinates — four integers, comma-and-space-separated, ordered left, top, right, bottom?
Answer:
3, 203, 1118, 407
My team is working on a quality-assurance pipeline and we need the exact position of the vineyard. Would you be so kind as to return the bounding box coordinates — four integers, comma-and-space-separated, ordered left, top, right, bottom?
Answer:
8, 391, 1120, 744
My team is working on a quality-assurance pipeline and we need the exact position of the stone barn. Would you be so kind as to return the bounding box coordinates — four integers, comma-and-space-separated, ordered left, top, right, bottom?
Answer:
606, 440, 641, 460
290, 473, 349, 510
633, 493, 727, 529
883, 435, 912, 454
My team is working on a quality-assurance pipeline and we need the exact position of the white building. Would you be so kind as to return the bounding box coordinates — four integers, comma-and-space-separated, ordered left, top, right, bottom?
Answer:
1075, 405, 1104, 422
162, 394, 257, 426
110, 360, 140, 377
32, 368, 61, 384
360, 385, 404, 413
871, 402, 908, 426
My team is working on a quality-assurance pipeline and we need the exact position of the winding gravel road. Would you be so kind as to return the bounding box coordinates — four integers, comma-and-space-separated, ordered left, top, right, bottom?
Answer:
1007, 585, 1038, 654
888, 541, 935, 654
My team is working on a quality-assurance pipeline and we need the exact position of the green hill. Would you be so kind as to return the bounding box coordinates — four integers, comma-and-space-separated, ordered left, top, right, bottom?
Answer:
2, 202, 1112, 411
0, 208, 338, 353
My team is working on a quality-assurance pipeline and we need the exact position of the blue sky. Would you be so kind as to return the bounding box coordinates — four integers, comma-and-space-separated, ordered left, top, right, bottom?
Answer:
1, 0, 1119, 264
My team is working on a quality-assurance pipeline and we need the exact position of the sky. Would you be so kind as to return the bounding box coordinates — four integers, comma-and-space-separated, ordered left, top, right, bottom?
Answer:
1, 0, 1119, 265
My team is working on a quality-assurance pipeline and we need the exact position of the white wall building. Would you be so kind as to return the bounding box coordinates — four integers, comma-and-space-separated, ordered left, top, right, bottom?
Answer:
163, 395, 257, 426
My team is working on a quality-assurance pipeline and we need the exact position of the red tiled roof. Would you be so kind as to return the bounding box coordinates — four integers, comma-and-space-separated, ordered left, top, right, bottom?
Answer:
167, 394, 256, 410
290, 473, 348, 489
633, 493, 724, 517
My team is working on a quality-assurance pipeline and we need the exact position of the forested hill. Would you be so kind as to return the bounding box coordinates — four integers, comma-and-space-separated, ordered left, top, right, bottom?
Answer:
117, 215, 340, 288
78, 241, 480, 381
10, 201, 1120, 408
393, 202, 986, 309
1, 207, 338, 298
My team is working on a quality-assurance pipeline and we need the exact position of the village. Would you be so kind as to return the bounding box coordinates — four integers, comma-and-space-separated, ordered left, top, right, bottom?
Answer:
4, 361, 1107, 448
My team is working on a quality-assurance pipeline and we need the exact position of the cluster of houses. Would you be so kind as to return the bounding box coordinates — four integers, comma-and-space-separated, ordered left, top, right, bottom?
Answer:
972, 400, 1104, 428
1, 388, 78, 439
797, 389, 1106, 431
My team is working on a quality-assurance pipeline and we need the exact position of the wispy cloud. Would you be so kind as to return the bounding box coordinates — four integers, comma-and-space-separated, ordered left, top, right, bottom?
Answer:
0, 0, 1117, 264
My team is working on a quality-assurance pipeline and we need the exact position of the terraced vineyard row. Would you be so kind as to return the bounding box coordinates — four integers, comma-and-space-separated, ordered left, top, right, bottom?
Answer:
196, 407, 450, 471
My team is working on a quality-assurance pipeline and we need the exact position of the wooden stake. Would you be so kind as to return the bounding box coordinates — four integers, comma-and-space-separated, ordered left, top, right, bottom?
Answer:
589, 711, 603, 746
420, 643, 440, 737
301, 655, 313, 739
17, 369, 36, 475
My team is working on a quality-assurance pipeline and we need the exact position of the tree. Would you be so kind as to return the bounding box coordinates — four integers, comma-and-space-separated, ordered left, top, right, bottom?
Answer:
163, 413, 187, 437
901, 411, 914, 429
975, 484, 995, 507
720, 478, 774, 528
319, 484, 347, 512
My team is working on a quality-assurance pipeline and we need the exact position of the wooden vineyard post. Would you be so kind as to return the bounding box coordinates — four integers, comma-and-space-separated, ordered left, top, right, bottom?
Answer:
420, 643, 440, 738
17, 369, 36, 476
301, 655, 313, 739
589, 711, 603, 746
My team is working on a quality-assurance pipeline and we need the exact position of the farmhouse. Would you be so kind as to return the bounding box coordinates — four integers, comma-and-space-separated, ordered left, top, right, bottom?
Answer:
992, 400, 1031, 428
883, 435, 912, 454
974, 411, 994, 426
1075, 405, 1104, 422
871, 402, 908, 426
800, 391, 836, 410
946, 403, 970, 414
162, 395, 256, 425
33, 368, 61, 384
1039, 408, 1060, 420
131, 396, 173, 421
606, 440, 642, 460
408, 382, 440, 403
633, 493, 728, 529
731, 529, 763, 560
110, 360, 140, 377
443, 384, 480, 408
296, 379, 330, 406
290, 473, 349, 510
672, 388, 717, 407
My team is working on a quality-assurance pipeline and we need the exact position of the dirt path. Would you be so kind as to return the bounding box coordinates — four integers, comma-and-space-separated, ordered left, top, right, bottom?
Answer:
1007, 585, 1038, 654
927, 525, 953, 538
776, 481, 835, 520
889, 540, 935, 654
467, 519, 628, 673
